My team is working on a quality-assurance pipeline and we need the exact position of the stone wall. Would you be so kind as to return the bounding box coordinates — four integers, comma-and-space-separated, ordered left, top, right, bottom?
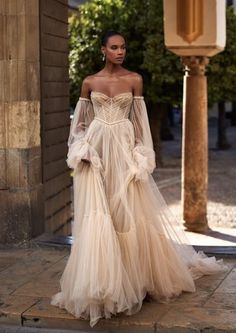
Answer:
0, 0, 71, 244
0, 0, 44, 244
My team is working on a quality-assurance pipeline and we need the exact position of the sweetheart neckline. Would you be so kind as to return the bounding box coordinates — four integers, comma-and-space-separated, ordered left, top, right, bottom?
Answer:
91, 91, 133, 99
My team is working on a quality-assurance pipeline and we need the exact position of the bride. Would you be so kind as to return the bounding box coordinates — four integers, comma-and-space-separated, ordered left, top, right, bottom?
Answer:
51, 30, 228, 327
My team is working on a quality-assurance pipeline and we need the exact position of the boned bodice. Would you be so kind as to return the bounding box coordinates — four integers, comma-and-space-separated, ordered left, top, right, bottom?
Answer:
90, 92, 133, 124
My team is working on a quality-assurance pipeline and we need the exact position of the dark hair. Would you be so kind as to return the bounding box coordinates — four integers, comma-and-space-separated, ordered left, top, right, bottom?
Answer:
101, 30, 126, 46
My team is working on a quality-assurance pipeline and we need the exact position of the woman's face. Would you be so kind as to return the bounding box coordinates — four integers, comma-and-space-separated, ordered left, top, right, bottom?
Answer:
102, 35, 126, 65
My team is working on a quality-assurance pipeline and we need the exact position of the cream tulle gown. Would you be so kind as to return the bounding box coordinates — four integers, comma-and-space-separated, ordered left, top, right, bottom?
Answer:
51, 91, 228, 327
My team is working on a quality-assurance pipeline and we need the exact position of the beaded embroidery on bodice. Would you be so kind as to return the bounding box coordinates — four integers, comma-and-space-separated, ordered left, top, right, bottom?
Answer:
90, 91, 133, 124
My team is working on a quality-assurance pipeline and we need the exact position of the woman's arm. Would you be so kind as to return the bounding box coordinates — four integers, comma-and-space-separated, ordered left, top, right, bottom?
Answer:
132, 73, 143, 97
129, 73, 156, 180
79, 77, 92, 163
67, 77, 95, 168
130, 73, 144, 145
80, 76, 91, 99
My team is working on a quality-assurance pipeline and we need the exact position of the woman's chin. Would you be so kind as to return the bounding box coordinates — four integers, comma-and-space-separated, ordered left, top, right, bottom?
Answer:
114, 60, 124, 65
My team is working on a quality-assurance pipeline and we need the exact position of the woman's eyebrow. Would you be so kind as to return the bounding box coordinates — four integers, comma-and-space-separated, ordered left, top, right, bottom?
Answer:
110, 43, 126, 47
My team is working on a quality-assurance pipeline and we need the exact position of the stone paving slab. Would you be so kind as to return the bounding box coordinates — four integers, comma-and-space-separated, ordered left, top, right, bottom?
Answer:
213, 267, 236, 293
0, 257, 18, 273
0, 325, 96, 333
22, 297, 168, 332
0, 295, 39, 326
0, 248, 67, 296
204, 292, 236, 310
157, 305, 236, 332
12, 280, 60, 298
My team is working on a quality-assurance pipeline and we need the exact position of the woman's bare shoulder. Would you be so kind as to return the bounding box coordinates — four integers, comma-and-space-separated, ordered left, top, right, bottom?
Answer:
82, 74, 97, 84
128, 71, 143, 81
80, 75, 95, 98
125, 71, 143, 95
122, 71, 143, 86
80, 74, 99, 96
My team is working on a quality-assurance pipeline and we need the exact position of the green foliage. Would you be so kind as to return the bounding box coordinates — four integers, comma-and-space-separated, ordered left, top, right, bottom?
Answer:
208, 6, 236, 105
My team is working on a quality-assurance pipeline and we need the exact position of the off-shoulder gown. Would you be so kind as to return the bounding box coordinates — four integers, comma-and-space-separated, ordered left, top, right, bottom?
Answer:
51, 92, 227, 327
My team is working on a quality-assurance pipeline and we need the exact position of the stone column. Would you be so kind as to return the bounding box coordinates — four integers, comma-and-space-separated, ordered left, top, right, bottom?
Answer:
181, 56, 210, 232
0, 0, 44, 244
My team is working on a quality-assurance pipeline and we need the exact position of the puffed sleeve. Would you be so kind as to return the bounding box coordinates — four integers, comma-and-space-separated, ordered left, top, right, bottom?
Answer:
129, 96, 156, 181
66, 97, 102, 171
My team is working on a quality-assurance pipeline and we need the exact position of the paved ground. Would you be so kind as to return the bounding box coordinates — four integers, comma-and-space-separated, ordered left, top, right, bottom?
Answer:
154, 122, 236, 229
0, 246, 235, 333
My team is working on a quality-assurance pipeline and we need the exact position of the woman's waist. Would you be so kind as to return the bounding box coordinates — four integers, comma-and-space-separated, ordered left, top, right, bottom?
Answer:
93, 117, 130, 125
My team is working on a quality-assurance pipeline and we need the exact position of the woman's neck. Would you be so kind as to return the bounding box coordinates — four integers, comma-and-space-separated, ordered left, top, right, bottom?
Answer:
102, 62, 123, 76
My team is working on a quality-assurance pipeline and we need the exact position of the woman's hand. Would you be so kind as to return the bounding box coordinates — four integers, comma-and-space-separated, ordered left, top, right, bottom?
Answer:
81, 158, 90, 163
81, 149, 91, 164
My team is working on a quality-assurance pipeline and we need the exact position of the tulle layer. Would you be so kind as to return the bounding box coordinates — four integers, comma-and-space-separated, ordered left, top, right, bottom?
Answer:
132, 145, 156, 181
66, 138, 103, 171
51, 165, 228, 327
50, 166, 196, 327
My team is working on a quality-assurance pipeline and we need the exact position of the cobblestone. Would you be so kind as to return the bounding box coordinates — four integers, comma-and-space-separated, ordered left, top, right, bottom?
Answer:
154, 123, 236, 229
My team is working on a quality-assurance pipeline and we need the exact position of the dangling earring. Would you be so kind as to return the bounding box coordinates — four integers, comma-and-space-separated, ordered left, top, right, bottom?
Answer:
102, 53, 106, 61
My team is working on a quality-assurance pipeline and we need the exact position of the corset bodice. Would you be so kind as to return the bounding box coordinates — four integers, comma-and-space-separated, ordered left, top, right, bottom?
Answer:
90, 92, 133, 124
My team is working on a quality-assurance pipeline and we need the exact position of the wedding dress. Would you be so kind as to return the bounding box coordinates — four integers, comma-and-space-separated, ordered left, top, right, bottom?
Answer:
51, 91, 228, 327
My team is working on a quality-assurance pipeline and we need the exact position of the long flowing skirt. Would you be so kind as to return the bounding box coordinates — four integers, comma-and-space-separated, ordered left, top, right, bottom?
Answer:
51, 117, 228, 327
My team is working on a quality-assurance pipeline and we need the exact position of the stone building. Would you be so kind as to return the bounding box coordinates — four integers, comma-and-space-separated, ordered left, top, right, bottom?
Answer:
0, 0, 72, 244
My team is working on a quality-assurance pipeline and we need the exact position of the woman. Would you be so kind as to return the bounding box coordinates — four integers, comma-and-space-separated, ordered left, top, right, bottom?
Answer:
51, 30, 227, 327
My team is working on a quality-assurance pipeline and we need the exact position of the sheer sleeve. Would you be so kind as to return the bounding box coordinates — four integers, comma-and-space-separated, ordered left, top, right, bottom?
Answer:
129, 96, 156, 181
66, 97, 101, 170
68, 97, 94, 146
